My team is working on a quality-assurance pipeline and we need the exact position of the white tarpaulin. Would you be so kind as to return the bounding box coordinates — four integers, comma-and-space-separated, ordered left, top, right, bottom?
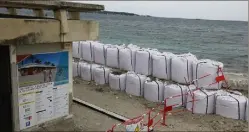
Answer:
72, 41, 81, 58
80, 41, 94, 62
94, 66, 111, 85
164, 84, 196, 108
125, 72, 147, 96
186, 89, 217, 114
109, 72, 126, 91
73, 61, 79, 77
193, 59, 224, 90
119, 47, 133, 71
171, 53, 197, 84
144, 79, 164, 102
106, 45, 122, 68
215, 91, 247, 120
79, 62, 99, 81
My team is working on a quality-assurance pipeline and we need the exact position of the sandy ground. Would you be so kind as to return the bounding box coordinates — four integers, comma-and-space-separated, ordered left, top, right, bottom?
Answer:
72, 78, 248, 131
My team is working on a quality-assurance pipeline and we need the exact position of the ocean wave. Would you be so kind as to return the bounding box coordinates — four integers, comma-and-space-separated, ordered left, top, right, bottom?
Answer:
223, 72, 248, 89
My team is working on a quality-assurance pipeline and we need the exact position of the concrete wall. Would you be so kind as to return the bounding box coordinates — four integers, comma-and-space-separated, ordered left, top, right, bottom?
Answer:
11, 43, 73, 131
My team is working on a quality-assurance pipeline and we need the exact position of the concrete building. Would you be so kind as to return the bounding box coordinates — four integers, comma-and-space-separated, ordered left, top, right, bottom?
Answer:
0, 1, 104, 131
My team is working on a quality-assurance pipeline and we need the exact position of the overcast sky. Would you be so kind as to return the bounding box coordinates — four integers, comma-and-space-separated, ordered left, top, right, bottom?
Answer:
74, 1, 248, 21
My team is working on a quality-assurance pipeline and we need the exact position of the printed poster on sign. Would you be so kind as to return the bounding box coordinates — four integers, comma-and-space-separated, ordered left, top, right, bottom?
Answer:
17, 51, 69, 130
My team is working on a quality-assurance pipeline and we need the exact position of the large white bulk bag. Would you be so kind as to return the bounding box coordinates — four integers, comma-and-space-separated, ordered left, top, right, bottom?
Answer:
72, 41, 81, 58
193, 59, 224, 90
73, 61, 80, 77
119, 47, 133, 71
93, 43, 111, 65
144, 79, 164, 102
80, 41, 94, 62
164, 84, 196, 108
125, 72, 147, 96
171, 53, 197, 84
93, 66, 111, 85
215, 91, 247, 120
127, 44, 140, 71
162, 52, 177, 80
134, 49, 151, 75
79, 62, 99, 81
151, 53, 170, 79
186, 89, 216, 114
105, 46, 120, 68
108, 71, 126, 91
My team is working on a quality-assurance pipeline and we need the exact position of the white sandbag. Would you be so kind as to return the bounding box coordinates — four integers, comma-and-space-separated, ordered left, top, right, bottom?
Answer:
80, 41, 94, 62
164, 84, 196, 108
193, 59, 224, 90
151, 53, 171, 80
105, 46, 121, 68
73, 61, 80, 77
125, 72, 147, 96
134, 49, 160, 76
93, 66, 111, 85
215, 91, 247, 120
79, 62, 99, 81
127, 44, 140, 71
246, 99, 248, 121
108, 71, 126, 91
93, 43, 111, 65
72, 41, 81, 58
171, 53, 198, 84
119, 47, 133, 71
186, 89, 217, 114
162, 52, 177, 80
144, 79, 164, 102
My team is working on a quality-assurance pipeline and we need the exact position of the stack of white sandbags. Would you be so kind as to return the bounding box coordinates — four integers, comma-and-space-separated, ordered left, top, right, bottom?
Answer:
144, 79, 164, 102
79, 61, 99, 81
192, 59, 224, 90
186, 89, 217, 114
171, 53, 198, 84
151, 52, 176, 80
134, 49, 160, 76
93, 66, 111, 85
164, 84, 196, 108
80, 41, 94, 62
125, 72, 147, 96
108, 71, 126, 91
119, 44, 140, 71
72, 41, 81, 58
73, 61, 80, 77
105, 45, 124, 69
215, 90, 247, 120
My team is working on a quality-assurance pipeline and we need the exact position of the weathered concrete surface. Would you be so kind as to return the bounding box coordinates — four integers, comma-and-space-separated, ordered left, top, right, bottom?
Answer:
0, 1, 104, 12
0, 19, 99, 45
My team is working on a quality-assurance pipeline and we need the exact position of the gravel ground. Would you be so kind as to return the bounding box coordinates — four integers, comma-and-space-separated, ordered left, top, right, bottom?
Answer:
72, 78, 248, 131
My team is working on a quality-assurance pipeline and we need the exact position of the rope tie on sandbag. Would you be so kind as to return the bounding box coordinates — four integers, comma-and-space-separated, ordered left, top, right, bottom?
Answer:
154, 81, 160, 101
163, 55, 168, 78
90, 64, 93, 80
119, 75, 121, 90
77, 42, 80, 58
101, 67, 106, 84
135, 74, 142, 96
229, 95, 240, 119
127, 48, 133, 70
170, 58, 172, 80
117, 48, 120, 68
199, 89, 209, 114
103, 45, 107, 65
90, 42, 93, 62
186, 59, 189, 82
177, 84, 184, 106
